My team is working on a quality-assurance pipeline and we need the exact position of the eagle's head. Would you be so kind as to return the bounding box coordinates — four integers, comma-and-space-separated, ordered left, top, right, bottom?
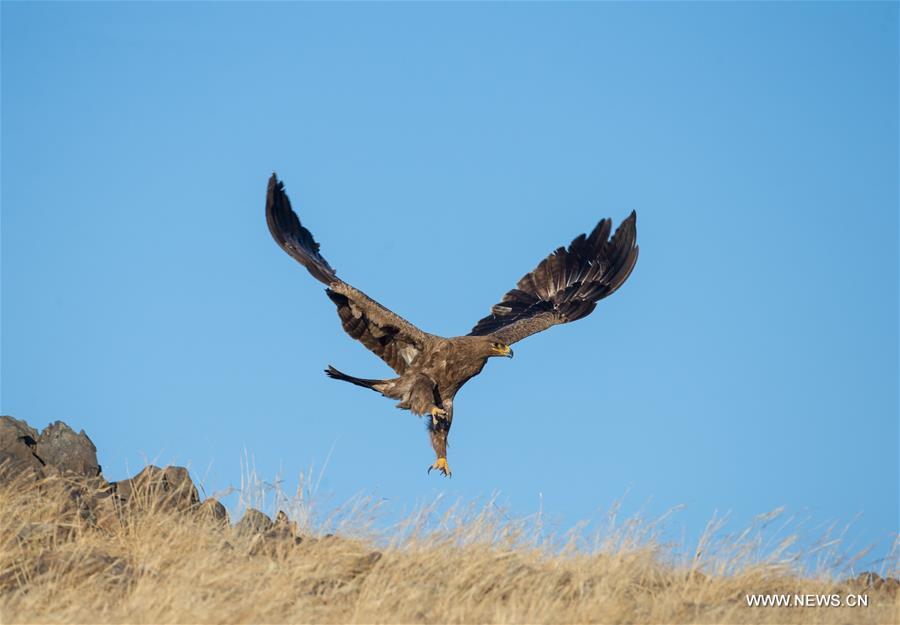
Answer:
482, 338, 513, 359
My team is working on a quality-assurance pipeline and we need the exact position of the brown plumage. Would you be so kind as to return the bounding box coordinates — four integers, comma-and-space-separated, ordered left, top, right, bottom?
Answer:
265, 173, 639, 476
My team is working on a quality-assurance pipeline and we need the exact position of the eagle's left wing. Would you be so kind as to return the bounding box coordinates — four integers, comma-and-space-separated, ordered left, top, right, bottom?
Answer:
468, 212, 638, 345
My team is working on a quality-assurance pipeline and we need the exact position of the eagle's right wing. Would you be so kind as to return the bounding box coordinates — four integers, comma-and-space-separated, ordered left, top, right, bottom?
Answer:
266, 174, 433, 374
468, 212, 638, 345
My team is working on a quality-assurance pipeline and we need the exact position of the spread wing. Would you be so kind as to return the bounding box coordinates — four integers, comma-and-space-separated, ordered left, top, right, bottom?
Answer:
266, 174, 433, 374
469, 212, 638, 345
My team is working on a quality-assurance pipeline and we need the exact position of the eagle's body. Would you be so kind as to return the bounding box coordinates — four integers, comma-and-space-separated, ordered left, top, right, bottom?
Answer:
266, 174, 639, 476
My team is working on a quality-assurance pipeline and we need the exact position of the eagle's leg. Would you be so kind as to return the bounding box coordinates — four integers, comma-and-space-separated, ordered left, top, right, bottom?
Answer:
427, 403, 452, 477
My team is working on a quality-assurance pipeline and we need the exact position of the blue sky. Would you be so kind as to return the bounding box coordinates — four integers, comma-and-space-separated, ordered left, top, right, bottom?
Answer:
2, 2, 897, 568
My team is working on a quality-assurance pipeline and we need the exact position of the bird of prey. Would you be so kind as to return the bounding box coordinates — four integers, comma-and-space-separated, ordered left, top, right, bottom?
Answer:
265, 174, 638, 476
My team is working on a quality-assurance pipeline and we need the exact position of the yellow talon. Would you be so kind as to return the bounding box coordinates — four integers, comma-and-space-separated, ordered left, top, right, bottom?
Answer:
428, 457, 452, 477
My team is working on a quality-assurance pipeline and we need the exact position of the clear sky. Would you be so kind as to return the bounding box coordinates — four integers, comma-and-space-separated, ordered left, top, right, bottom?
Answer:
2, 2, 897, 569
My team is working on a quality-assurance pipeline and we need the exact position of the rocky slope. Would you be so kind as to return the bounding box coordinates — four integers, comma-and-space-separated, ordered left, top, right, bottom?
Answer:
0, 416, 896, 624
0, 415, 311, 554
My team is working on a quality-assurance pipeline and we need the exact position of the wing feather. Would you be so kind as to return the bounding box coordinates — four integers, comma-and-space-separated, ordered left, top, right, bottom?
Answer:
469, 211, 638, 344
266, 174, 433, 374
266, 174, 337, 285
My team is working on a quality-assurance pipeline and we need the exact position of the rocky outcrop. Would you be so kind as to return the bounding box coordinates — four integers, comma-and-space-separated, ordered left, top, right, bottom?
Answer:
110, 465, 200, 513
243, 509, 308, 558
0, 415, 307, 554
0, 416, 42, 472
236, 508, 274, 536
0, 417, 204, 530
197, 498, 230, 525
34, 421, 101, 477
0, 416, 100, 479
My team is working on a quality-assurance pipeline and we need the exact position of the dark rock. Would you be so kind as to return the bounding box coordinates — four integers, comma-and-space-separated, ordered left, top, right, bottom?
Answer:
0, 451, 43, 482
0, 416, 232, 535
0, 417, 100, 482
0, 416, 44, 473
2, 418, 112, 535
35, 421, 100, 477
197, 498, 230, 525
111, 465, 200, 513
274, 509, 300, 533
235, 508, 273, 537
247, 511, 304, 558
248, 530, 302, 558
264, 525, 300, 544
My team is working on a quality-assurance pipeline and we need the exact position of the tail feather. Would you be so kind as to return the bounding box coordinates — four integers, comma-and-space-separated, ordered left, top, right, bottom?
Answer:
324, 365, 383, 391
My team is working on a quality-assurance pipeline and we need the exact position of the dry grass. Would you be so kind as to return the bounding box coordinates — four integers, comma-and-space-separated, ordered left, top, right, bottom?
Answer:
0, 470, 896, 624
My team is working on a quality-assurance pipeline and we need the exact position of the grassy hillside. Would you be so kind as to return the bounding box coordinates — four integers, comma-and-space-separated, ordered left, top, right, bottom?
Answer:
1, 467, 896, 624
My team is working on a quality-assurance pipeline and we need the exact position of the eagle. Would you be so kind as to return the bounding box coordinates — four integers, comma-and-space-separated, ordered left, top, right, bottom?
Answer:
265, 174, 638, 476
